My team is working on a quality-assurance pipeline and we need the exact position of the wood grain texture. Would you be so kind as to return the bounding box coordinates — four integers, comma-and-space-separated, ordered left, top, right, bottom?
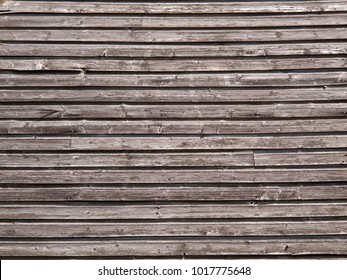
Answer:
254, 151, 347, 166
1, 135, 346, 151
2, 72, 347, 87
0, 239, 346, 256
0, 103, 345, 119
0, 152, 254, 167
1, 184, 347, 202
1, 88, 346, 102
0, 169, 346, 184
1, 28, 347, 43
1, 221, 346, 238
1, 202, 347, 219
2, 14, 347, 28
2, 43, 347, 58
3, 1, 347, 14
1, 119, 347, 135
1, 0, 347, 257
2, 57, 347, 72
0, 151, 346, 167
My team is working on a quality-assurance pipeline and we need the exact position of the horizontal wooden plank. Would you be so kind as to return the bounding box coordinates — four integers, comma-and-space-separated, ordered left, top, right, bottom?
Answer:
1, 88, 346, 103
0, 103, 345, 119
0, 169, 346, 184
2, 43, 347, 57
1, 202, 347, 219
0, 137, 71, 150
1, 28, 346, 43
1, 239, 346, 256
2, 119, 346, 135
1, 221, 346, 238
2, 14, 347, 28
2, 72, 347, 87
0, 152, 254, 167
255, 151, 347, 166
0, 135, 346, 151
3, 1, 347, 14
1, 184, 347, 201
2, 57, 347, 72
0, 150, 345, 168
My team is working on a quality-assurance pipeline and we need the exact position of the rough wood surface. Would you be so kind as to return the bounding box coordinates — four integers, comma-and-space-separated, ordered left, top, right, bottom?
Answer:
1, 203, 347, 219
1, 184, 347, 201
1, 119, 347, 135
254, 151, 347, 166
3, 57, 347, 72
0, 169, 346, 184
1, 135, 346, 151
0, 239, 346, 257
2, 72, 347, 87
2, 43, 347, 58
3, 1, 347, 14
2, 28, 347, 43
1, 151, 345, 167
1, 221, 346, 238
0, 103, 345, 119
2, 14, 347, 28
1, 88, 346, 103
1, 0, 347, 258
0, 152, 255, 167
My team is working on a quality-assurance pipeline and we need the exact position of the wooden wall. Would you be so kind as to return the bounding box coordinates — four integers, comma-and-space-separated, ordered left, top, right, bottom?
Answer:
0, 0, 347, 257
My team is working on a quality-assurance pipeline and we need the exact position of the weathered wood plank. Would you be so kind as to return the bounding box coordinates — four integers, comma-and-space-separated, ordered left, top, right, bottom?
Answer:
1, 150, 345, 168
1, 221, 346, 238
0, 137, 71, 150
0, 103, 345, 119
2, 57, 347, 72
1, 28, 346, 42
0, 135, 346, 151
1, 184, 347, 201
1, 239, 346, 256
2, 14, 347, 28
71, 135, 347, 151
255, 151, 347, 166
2, 43, 347, 57
2, 119, 346, 135
2, 72, 347, 87
1, 202, 347, 219
1, 88, 346, 103
0, 169, 346, 184
3, 1, 347, 14
0, 152, 254, 167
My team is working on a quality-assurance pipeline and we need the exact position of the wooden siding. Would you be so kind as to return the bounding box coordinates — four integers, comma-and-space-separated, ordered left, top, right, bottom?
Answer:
0, 0, 347, 258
